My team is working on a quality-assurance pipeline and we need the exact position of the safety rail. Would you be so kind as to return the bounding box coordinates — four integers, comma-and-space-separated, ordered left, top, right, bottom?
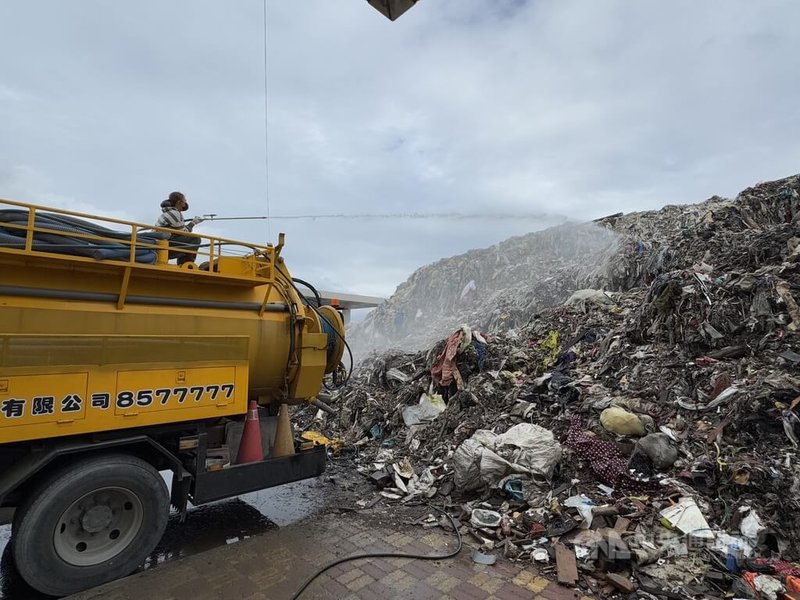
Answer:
0, 197, 280, 285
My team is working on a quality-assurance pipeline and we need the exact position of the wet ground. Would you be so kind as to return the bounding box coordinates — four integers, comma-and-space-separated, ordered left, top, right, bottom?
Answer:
1, 461, 587, 600
0, 475, 331, 600
72, 500, 584, 600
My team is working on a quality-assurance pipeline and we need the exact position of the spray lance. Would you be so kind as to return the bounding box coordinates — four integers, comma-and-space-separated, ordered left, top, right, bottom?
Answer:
200, 214, 269, 222
196, 212, 572, 222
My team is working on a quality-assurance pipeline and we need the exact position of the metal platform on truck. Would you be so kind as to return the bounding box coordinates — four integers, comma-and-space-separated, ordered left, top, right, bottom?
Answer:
0, 197, 282, 288
0, 197, 295, 313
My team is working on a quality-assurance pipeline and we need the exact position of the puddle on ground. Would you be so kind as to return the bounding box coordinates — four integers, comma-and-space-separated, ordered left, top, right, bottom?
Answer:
0, 476, 329, 599
239, 476, 329, 526
144, 497, 277, 570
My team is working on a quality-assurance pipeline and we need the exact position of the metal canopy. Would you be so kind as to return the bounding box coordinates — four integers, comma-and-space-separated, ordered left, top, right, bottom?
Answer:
311, 291, 385, 311
302, 290, 385, 324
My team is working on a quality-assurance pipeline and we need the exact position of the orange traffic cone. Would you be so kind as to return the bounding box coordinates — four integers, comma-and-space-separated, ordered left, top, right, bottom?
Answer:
272, 403, 295, 458
235, 400, 264, 464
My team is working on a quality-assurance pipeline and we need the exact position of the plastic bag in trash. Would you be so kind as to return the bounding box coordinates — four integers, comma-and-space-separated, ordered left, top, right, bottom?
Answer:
453, 423, 561, 492
402, 393, 446, 426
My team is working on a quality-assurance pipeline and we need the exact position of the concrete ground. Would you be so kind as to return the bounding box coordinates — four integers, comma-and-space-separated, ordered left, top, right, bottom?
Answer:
69, 508, 591, 600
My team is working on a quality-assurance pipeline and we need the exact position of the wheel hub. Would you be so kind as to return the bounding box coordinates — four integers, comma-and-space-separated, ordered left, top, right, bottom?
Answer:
81, 505, 113, 533
54, 486, 144, 567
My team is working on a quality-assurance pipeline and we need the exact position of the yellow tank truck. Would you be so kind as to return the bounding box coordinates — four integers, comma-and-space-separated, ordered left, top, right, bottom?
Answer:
0, 198, 347, 595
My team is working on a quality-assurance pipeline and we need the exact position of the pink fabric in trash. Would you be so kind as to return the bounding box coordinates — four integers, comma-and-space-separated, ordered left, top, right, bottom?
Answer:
566, 416, 654, 494
751, 558, 800, 578
431, 329, 465, 389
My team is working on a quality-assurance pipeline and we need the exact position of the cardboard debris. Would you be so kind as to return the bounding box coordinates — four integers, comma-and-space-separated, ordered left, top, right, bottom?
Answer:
659, 497, 713, 540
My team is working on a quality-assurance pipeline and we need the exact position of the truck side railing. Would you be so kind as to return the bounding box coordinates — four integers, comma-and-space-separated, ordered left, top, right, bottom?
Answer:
0, 197, 280, 286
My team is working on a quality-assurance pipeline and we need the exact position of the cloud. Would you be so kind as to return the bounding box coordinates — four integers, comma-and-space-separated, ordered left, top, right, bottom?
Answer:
0, 164, 138, 224
1, 0, 799, 299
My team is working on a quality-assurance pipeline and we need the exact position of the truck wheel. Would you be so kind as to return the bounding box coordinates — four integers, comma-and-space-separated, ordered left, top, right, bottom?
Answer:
12, 454, 169, 596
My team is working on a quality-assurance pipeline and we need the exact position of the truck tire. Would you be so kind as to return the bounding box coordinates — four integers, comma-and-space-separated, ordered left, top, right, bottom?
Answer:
11, 453, 169, 596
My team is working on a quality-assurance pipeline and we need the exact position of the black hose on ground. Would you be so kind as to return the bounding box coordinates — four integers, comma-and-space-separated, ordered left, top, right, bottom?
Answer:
288, 502, 462, 600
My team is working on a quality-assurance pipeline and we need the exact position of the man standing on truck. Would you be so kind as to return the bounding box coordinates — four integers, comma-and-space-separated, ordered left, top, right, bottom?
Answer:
156, 191, 204, 265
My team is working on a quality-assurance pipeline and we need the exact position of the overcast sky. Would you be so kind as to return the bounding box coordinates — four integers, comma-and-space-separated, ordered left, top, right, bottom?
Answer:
1, 0, 799, 298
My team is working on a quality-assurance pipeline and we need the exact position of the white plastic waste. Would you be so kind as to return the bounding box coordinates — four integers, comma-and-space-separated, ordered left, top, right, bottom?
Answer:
753, 574, 785, 600
659, 497, 713, 540
564, 288, 615, 311
532, 548, 549, 562
564, 495, 596, 529
740, 508, 766, 542
470, 508, 502, 528
453, 423, 562, 492
402, 393, 446, 426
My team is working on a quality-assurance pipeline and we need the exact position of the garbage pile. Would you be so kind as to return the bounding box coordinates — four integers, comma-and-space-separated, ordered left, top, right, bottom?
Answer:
348, 220, 620, 357
304, 175, 800, 598
349, 175, 800, 363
